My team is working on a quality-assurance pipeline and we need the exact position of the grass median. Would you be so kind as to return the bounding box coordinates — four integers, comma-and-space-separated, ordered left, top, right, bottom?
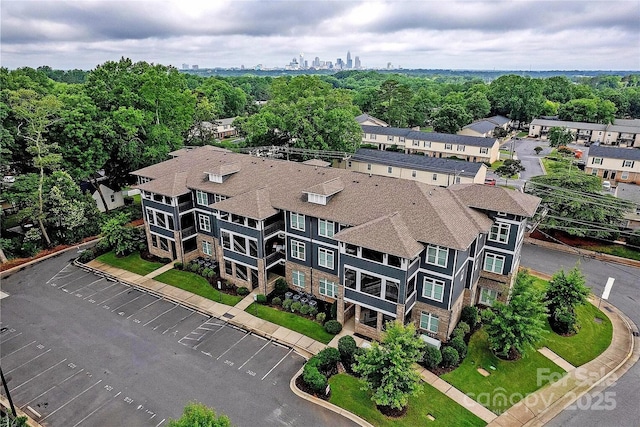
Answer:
246, 303, 334, 344
154, 269, 243, 306
96, 251, 164, 276
329, 373, 486, 427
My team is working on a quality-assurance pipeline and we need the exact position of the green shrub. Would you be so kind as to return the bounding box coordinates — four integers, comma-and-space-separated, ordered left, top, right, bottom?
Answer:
309, 306, 318, 317
274, 278, 288, 297
300, 304, 313, 315
189, 262, 201, 273
303, 357, 327, 393
201, 268, 214, 279
456, 321, 471, 336
324, 320, 342, 335
256, 294, 267, 304
317, 347, 340, 372
271, 296, 282, 306
291, 301, 302, 313
461, 306, 479, 328
237, 286, 250, 296
282, 299, 293, 310
95, 239, 111, 255
441, 346, 460, 368
422, 345, 443, 370
449, 336, 468, 360
316, 312, 326, 324
77, 249, 95, 263
550, 306, 578, 335
338, 335, 357, 366
174, 262, 183, 270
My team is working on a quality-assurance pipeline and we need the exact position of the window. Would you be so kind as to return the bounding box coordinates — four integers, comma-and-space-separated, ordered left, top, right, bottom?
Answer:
291, 240, 306, 260
420, 312, 439, 333
345, 244, 358, 256
367, 163, 371, 171
484, 253, 505, 274
422, 277, 444, 302
290, 212, 305, 231
480, 147, 488, 154
592, 157, 603, 165
221, 231, 231, 249
292, 270, 305, 288
318, 248, 334, 269
623, 160, 635, 168
622, 171, 629, 179
432, 173, 437, 181
110, 194, 116, 203
387, 135, 394, 141
198, 214, 211, 232
196, 190, 208, 206
318, 219, 334, 237
407, 276, 416, 296
411, 170, 417, 178
424, 141, 431, 148
445, 143, 452, 150
399, 137, 405, 143
412, 140, 419, 147
225, 260, 233, 275
360, 273, 382, 297
457, 145, 465, 152
235, 264, 247, 281
214, 194, 227, 203
387, 255, 401, 268
159, 237, 168, 251
319, 278, 337, 298
347, 161, 352, 168
344, 268, 357, 289
370, 134, 377, 140
388, 166, 393, 174
479, 288, 498, 306
361, 247, 384, 263
426, 245, 448, 267
591, 169, 598, 175
384, 281, 399, 303
489, 223, 510, 244
202, 241, 212, 256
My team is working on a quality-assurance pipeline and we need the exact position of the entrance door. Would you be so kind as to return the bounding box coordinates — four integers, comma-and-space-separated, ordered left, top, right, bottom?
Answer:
603, 170, 609, 179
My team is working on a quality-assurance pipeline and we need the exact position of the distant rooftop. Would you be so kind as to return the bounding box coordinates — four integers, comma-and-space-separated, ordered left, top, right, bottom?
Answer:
351, 149, 483, 177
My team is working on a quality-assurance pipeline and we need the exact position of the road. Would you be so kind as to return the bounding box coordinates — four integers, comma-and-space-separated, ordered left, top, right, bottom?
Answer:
0, 250, 355, 427
521, 243, 640, 427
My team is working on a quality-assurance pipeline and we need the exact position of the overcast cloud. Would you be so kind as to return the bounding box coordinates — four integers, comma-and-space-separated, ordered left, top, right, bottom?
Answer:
1, 0, 639, 71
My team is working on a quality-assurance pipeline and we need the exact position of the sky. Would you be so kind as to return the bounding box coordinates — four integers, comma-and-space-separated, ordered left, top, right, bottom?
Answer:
1, 0, 639, 71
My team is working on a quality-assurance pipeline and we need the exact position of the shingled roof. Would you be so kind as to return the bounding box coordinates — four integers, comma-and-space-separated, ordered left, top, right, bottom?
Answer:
351, 149, 483, 177
361, 125, 498, 147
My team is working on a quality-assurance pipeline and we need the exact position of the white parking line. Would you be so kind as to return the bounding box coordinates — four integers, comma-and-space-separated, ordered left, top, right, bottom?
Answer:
237, 339, 271, 370
155, 418, 166, 427
193, 323, 228, 350
6, 349, 52, 374
69, 278, 106, 295
111, 293, 143, 313
127, 298, 163, 319
41, 379, 102, 421
143, 305, 177, 326
261, 348, 294, 381
10, 358, 67, 391
46, 264, 73, 284
71, 391, 121, 427
23, 369, 85, 407
95, 287, 131, 306
57, 271, 94, 289
216, 332, 249, 360
161, 311, 195, 335
0, 332, 23, 345
82, 281, 119, 300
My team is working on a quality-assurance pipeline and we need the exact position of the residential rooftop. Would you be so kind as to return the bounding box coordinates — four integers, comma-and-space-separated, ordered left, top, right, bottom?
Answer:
588, 145, 640, 161
361, 125, 498, 147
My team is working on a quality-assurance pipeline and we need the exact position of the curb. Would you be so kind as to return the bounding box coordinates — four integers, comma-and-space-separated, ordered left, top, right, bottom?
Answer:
525, 237, 640, 268
0, 394, 43, 427
289, 367, 375, 427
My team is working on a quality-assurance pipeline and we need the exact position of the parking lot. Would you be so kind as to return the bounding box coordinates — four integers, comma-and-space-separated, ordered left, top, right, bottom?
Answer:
1, 258, 353, 426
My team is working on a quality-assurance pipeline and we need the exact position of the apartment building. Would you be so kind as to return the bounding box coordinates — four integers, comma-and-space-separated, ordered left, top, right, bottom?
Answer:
529, 118, 640, 147
458, 115, 512, 138
586, 145, 640, 184
361, 125, 500, 164
344, 148, 487, 186
132, 146, 539, 343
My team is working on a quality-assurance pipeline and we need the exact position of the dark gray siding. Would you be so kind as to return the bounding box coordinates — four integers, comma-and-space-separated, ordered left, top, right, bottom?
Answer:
222, 249, 258, 268
416, 272, 452, 311
420, 246, 455, 276
143, 200, 176, 215
286, 236, 312, 267
311, 243, 338, 275
340, 254, 407, 303
344, 288, 398, 316
149, 224, 174, 239
308, 217, 337, 245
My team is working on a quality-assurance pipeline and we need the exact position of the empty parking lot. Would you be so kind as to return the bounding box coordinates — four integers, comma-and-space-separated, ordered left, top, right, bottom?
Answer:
1, 253, 355, 426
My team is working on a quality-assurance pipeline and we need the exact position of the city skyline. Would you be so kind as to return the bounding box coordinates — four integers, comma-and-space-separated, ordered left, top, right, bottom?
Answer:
1, 0, 638, 71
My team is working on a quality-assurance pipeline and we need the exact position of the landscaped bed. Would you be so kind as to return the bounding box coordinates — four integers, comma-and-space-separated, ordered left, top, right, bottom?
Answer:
154, 269, 243, 306
96, 251, 165, 276
246, 303, 334, 344
441, 328, 566, 414
329, 373, 486, 427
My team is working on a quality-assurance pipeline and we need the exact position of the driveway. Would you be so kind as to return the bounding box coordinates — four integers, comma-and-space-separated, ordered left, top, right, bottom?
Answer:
0, 252, 356, 427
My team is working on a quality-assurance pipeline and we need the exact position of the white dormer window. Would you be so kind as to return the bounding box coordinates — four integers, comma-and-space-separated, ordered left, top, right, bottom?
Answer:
207, 173, 224, 183
307, 193, 327, 205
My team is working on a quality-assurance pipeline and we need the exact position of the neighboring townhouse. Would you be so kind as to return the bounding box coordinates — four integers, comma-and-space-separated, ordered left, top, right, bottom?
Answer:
361, 125, 499, 164
458, 115, 512, 138
344, 148, 487, 186
189, 118, 239, 140
132, 146, 539, 343
586, 145, 640, 184
529, 118, 640, 147
355, 113, 389, 127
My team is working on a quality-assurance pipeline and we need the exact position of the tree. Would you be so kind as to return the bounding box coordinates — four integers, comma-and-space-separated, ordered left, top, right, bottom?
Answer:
8, 89, 62, 247
373, 78, 413, 127
488, 75, 545, 127
100, 212, 138, 256
168, 402, 231, 427
547, 126, 575, 147
534, 146, 543, 155
495, 159, 524, 186
432, 104, 472, 134
465, 91, 491, 120
353, 321, 425, 412
483, 271, 547, 358
545, 266, 590, 334
558, 98, 598, 123
526, 172, 634, 239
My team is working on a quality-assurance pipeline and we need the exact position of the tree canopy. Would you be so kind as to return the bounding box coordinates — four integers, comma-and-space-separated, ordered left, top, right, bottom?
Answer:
168, 402, 232, 427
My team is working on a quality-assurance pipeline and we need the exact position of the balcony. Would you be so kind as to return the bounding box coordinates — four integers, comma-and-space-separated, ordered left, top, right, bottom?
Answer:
178, 200, 193, 211
265, 250, 284, 267
263, 220, 284, 237
181, 226, 196, 238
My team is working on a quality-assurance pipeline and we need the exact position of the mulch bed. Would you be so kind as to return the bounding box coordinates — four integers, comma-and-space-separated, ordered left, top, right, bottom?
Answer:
295, 375, 331, 401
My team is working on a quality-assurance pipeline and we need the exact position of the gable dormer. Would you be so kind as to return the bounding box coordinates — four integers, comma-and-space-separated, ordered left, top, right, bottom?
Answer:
303, 177, 344, 205
204, 162, 241, 183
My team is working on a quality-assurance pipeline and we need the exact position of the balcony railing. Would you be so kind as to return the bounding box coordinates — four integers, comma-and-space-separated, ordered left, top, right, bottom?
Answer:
181, 226, 196, 238
265, 250, 284, 267
263, 220, 284, 237
178, 200, 193, 211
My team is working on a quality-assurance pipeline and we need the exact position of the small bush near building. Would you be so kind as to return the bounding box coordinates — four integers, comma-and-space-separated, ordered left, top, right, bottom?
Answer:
174, 262, 183, 270
452, 321, 471, 340
422, 345, 443, 370
303, 357, 328, 394
316, 312, 326, 324
282, 299, 293, 311
338, 335, 357, 368
271, 296, 282, 306
274, 278, 288, 297
256, 294, 267, 304
461, 306, 480, 329
291, 301, 302, 313
441, 346, 460, 368
317, 347, 341, 373
324, 320, 342, 335
237, 286, 249, 296
77, 249, 95, 263
449, 336, 468, 360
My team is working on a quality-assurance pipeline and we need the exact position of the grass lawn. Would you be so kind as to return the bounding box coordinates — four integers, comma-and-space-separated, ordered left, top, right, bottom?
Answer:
578, 244, 640, 261
541, 157, 572, 174
441, 329, 566, 414
490, 160, 503, 170
246, 303, 334, 344
517, 131, 528, 138
153, 270, 243, 306
97, 251, 164, 276
329, 374, 485, 427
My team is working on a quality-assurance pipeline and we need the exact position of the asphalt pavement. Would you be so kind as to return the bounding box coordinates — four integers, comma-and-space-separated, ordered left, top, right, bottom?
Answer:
521, 242, 640, 427
0, 250, 356, 427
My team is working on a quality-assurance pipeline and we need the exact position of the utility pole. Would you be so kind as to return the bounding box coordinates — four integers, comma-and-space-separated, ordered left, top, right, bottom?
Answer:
0, 365, 17, 417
